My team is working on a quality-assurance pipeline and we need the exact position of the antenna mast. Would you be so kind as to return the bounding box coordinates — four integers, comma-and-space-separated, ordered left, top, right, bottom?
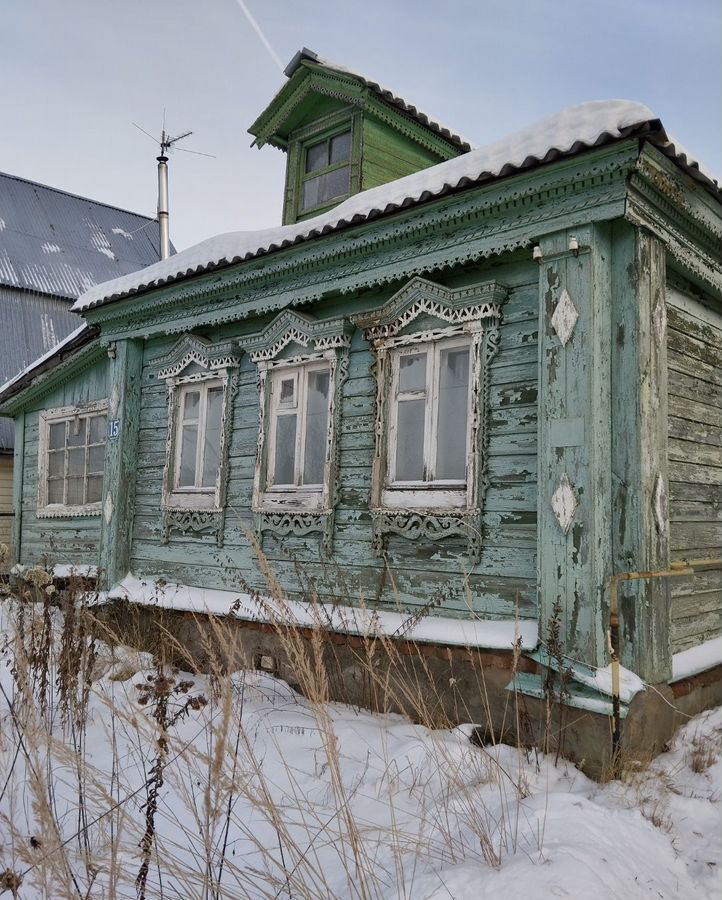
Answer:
156, 128, 192, 260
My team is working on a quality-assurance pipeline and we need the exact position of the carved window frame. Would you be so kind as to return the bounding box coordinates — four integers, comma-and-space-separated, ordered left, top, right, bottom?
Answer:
152, 336, 241, 546
37, 400, 108, 519
354, 277, 506, 562
239, 310, 352, 554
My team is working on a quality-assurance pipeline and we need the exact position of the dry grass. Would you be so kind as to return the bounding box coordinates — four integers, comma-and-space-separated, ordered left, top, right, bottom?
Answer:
0, 549, 561, 899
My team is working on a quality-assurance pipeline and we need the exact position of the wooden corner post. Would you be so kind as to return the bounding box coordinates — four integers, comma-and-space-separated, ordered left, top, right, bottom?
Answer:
610, 222, 671, 683
99, 339, 144, 588
537, 223, 613, 669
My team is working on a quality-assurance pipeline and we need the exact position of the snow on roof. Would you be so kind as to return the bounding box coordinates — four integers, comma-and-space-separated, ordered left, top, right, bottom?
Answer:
282, 47, 474, 151
74, 100, 719, 314
0, 323, 90, 402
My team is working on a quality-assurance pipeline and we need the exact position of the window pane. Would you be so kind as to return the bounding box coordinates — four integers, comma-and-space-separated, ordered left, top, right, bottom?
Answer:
178, 424, 198, 487
303, 370, 330, 485
279, 377, 296, 406
436, 347, 470, 480
305, 141, 327, 173
67, 417, 87, 447
183, 391, 200, 421
49, 422, 66, 449
202, 387, 223, 488
47, 479, 64, 504
329, 131, 351, 164
303, 168, 351, 210
89, 415, 107, 444
273, 415, 297, 485
395, 398, 425, 481
48, 451, 65, 478
66, 477, 84, 506
319, 166, 350, 204
303, 175, 322, 210
398, 353, 427, 393
88, 444, 105, 474
67, 447, 85, 476
86, 475, 103, 504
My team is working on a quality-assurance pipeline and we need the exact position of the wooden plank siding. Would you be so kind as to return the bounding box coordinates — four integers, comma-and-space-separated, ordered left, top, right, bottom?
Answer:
666, 288, 722, 652
0, 456, 12, 567
128, 263, 539, 621
17, 361, 109, 568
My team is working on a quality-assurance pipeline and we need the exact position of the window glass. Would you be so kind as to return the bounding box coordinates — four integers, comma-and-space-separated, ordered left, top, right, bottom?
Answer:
436, 347, 470, 480
178, 423, 199, 487
43, 406, 108, 510
67, 417, 87, 447
49, 422, 66, 450
399, 353, 427, 393
274, 415, 297, 485
303, 370, 330, 484
202, 387, 223, 487
89, 415, 107, 444
395, 399, 426, 481
329, 131, 351, 164
305, 141, 327, 173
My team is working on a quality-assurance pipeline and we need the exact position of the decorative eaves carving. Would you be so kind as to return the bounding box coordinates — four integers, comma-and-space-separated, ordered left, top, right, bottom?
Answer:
238, 309, 353, 362
354, 276, 507, 345
153, 334, 241, 380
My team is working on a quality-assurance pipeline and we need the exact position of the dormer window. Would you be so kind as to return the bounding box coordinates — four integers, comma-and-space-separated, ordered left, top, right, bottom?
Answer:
301, 128, 352, 213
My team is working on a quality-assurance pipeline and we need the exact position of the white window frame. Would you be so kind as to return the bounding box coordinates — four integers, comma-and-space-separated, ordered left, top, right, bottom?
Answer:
256, 354, 335, 512
172, 379, 225, 495
384, 335, 473, 510
37, 400, 108, 518
164, 373, 229, 511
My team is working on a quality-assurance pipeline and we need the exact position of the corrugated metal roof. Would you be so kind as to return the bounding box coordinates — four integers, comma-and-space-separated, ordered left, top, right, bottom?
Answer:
0, 171, 167, 299
0, 287, 81, 449
281, 48, 473, 152
74, 100, 721, 314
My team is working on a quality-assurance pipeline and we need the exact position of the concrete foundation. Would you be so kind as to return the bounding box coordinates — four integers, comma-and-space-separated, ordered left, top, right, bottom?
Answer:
94, 599, 722, 781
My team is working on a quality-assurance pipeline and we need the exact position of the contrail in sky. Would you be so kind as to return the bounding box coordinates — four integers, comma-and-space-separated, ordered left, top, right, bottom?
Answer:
234, 0, 285, 73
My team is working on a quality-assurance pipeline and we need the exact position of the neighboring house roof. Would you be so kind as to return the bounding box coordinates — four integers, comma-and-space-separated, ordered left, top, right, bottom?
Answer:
0, 170, 166, 299
253, 47, 473, 152
74, 100, 721, 314
0, 171, 170, 451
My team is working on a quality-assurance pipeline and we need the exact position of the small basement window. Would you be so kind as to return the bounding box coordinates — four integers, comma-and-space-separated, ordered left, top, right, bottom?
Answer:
300, 129, 352, 213
38, 402, 108, 517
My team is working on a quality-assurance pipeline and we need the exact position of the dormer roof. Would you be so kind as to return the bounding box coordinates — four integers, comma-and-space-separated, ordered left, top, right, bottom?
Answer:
249, 47, 472, 153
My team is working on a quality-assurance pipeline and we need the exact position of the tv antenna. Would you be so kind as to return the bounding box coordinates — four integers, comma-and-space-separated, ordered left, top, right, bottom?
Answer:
132, 120, 215, 260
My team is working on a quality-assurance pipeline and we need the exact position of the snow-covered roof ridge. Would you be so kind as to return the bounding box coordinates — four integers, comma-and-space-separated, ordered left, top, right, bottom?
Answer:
73, 100, 717, 314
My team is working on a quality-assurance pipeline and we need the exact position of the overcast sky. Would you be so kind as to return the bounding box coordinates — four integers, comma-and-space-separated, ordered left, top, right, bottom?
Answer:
2, 0, 720, 251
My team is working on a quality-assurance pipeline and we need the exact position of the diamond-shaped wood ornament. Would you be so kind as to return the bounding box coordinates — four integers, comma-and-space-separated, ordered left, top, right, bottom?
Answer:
653, 473, 668, 533
551, 288, 578, 346
551, 473, 578, 534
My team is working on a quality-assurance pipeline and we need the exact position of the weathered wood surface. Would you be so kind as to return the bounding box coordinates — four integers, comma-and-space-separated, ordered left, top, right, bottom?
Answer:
124, 262, 539, 619
666, 288, 722, 652
17, 363, 109, 567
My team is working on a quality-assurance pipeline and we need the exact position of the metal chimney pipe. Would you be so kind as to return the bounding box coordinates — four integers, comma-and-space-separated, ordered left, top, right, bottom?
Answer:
157, 154, 170, 260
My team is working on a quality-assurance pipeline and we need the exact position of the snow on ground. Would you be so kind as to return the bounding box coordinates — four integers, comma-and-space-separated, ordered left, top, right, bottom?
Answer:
0, 596, 720, 899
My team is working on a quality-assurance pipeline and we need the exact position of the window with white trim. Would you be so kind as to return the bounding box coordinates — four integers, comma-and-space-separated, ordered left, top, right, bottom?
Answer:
385, 336, 472, 509
38, 402, 107, 516
265, 361, 332, 503
173, 380, 224, 493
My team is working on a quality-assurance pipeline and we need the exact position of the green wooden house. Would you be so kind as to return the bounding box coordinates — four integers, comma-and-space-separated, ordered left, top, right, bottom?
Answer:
2, 49, 720, 766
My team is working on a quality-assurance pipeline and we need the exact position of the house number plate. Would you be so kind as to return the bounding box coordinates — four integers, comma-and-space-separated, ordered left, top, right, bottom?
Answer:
107, 419, 121, 441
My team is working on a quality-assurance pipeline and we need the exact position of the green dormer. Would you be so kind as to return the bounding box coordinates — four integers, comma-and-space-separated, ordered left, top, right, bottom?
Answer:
249, 48, 471, 225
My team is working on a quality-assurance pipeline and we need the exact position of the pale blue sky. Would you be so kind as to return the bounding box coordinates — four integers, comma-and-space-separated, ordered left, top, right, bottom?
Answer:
2, 0, 720, 250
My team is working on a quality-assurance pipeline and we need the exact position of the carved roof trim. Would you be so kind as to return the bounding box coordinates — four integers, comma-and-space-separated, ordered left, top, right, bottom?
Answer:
152, 334, 241, 380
